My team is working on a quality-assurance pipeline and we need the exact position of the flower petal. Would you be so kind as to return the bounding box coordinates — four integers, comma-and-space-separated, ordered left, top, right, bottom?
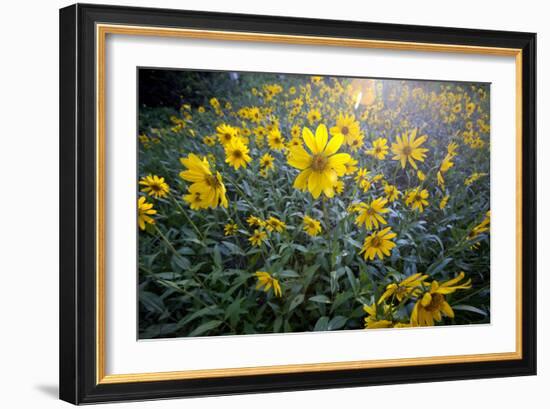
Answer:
315, 124, 328, 152
324, 133, 344, 155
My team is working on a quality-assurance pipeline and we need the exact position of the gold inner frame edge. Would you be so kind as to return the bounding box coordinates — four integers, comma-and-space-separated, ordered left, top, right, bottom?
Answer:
96, 23, 523, 385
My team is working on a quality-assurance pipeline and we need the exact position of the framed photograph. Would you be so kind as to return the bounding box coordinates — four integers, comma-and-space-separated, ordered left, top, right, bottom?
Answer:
59, 3, 536, 404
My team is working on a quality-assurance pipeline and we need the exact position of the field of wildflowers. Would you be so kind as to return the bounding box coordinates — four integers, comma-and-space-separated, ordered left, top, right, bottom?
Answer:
137, 69, 490, 339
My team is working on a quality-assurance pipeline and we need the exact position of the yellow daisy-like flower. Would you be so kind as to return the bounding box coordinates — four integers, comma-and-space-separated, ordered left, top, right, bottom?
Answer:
224, 223, 238, 236
447, 141, 459, 156
290, 124, 301, 139
247, 215, 265, 228
417, 170, 426, 181
384, 183, 400, 202
405, 187, 429, 212
307, 108, 322, 125
437, 171, 445, 186
368, 137, 389, 160
183, 189, 207, 210
203, 135, 216, 146
287, 124, 351, 199
265, 216, 286, 233
254, 271, 282, 297
469, 210, 490, 239
410, 272, 472, 327
465, 172, 488, 186
267, 129, 286, 150
224, 137, 252, 170
139, 174, 170, 199
391, 129, 429, 169
354, 197, 389, 230
303, 215, 322, 236
378, 273, 429, 304
335, 180, 344, 195
439, 195, 450, 210
179, 154, 228, 209
346, 133, 364, 152
249, 229, 267, 247
440, 153, 454, 173
311, 76, 323, 85
137, 196, 156, 230
216, 124, 237, 145
259, 153, 275, 170
354, 168, 371, 191
330, 113, 361, 146
344, 158, 358, 175
363, 303, 393, 329
360, 227, 397, 261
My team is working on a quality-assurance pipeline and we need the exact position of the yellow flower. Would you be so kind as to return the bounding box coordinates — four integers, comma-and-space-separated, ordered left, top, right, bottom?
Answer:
405, 187, 429, 212
139, 174, 170, 199
344, 158, 358, 175
303, 215, 322, 236
410, 272, 472, 327
311, 76, 323, 85
137, 196, 156, 230
183, 189, 207, 210
360, 227, 397, 261
307, 108, 322, 125
224, 223, 238, 236
439, 195, 450, 210
368, 137, 389, 160
354, 168, 371, 191
437, 171, 445, 186
378, 273, 429, 304
287, 124, 351, 199
346, 133, 364, 151
391, 129, 429, 169
254, 271, 282, 297
216, 124, 237, 145
447, 141, 459, 156
247, 215, 265, 228
290, 124, 301, 139
330, 113, 361, 146
259, 153, 275, 170
203, 135, 216, 146
265, 216, 286, 233
267, 128, 286, 150
417, 170, 426, 181
465, 172, 487, 186
224, 137, 252, 170
335, 180, 344, 194
363, 303, 393, 329
469, 211, 490, 239
198, 106, 205, 113
179, 154, 228, 209
354, 198, 389, 230
384, 184, 400, 202
440, 153, 454, 173
249, 229, 267, 246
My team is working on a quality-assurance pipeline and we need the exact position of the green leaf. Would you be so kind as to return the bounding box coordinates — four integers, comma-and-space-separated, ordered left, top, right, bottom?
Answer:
313, 316, 329, 331
328, 316, 347, 330
425, 257, 453, 276
452, 304, 488, 316
222, 241, 245, 256
177, 306, 223, 327
139, 291, 165, 313
288, 294, 304, 312
309, 295, 331, 304
187, 320, 223, 337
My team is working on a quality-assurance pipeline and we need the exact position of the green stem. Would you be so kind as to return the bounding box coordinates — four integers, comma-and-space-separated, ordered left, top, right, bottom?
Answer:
169, 193, 205, 240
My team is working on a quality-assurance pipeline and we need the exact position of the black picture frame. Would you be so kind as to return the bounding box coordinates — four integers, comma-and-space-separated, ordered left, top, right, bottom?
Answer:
59, 3, 536, 404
